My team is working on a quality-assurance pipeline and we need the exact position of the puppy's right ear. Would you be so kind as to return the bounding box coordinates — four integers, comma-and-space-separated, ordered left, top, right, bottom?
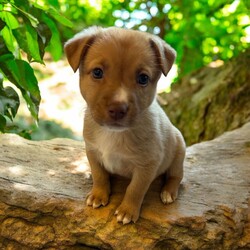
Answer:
64, 26, 102, 72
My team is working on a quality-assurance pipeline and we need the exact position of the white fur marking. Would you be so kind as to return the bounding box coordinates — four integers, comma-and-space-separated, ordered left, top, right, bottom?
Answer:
113, 88, 129, 103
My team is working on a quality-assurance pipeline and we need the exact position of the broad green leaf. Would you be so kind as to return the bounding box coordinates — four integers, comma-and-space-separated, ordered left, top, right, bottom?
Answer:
21, 89, 39, 120
0, 11, 19, 29
41, 13, 62, 61
15, 59, 40, 104
25, 23, 43, 63
0, 53, 20, 87
0, 55, 40, 120
12, 27, 28, 54
1, 26, 16, 53
36, 22, 52, 58
0, 82, 20, 121
31, 1, 72, 27
12, 24, 44, 63
47, 7, 73, 28
37, 22, 52, 47
16, 60, 40, 120
12, 3, 39, 27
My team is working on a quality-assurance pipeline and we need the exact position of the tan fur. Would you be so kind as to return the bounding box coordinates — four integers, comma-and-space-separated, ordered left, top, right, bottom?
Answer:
64, 27, 186, 224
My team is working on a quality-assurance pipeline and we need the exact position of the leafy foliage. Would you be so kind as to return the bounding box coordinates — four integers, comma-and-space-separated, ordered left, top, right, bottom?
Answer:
0, 0, 72, 134
111, 0, 250, 77
0, 0, 249, 138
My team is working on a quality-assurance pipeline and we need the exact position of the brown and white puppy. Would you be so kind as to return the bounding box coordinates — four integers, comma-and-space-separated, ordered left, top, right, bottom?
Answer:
64, 26, 186, 224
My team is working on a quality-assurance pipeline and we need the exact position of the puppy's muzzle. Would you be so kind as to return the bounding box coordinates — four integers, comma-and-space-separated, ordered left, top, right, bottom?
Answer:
108, 102, 128, 121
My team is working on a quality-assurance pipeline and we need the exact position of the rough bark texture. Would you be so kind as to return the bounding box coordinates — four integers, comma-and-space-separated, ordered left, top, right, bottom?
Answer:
160, 48, 250, 146
0, 123, 250, 249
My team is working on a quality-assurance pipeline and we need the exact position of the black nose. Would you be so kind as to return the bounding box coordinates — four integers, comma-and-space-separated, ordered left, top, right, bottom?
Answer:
108, 102, 128, 121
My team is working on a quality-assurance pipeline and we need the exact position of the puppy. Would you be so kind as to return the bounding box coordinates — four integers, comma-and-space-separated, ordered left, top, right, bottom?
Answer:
64, 26, 186, 224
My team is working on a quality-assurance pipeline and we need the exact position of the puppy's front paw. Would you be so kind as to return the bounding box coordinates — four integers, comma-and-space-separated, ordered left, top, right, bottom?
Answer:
86, 188, 110, 208
115, 202, 140, 225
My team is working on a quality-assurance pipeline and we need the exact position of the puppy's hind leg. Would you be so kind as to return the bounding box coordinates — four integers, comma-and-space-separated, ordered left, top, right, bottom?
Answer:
161, 139, 185, 204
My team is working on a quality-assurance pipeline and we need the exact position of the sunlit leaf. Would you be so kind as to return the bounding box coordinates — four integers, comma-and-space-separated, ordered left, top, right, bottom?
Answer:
12, 2, 39, 27
47, 7, 73, 28
0, 11, 19, 29
41, 13, 62, 61
25, 23, 43, 62
1, 26, 16, 53
12, 24, 42, 63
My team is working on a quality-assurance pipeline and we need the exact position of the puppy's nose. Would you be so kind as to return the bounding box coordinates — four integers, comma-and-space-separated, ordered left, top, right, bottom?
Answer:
108, 102, 128, 121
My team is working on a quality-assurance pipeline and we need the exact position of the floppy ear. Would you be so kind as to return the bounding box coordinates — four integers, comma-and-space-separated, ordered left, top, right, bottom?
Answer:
64, 26, 102, 72
150, 37, 176, 76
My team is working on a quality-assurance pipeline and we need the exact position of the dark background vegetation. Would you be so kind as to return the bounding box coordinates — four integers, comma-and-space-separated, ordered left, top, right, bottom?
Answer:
0, 0, 249, 140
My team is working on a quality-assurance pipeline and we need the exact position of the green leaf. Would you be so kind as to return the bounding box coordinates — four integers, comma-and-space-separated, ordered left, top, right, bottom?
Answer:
36, 22, 52, 59
0, 11, 19, 29
47, 0, 60, 9
0, 81, 20, 121
1, 26, 16, 53
30, 1, 72, 28
12, 3, 39, 27
21, 89, 39, 120
0, 18, 6, 31
12, 24, 43, 63
0, 55, 41, 120
15, 59, 41, 120
25, 23, 43, 62
47, 7, 73, 28
41, 13, 62, 61
0, 53, 21, 87
0, 114, 7, 132
0, 36, 10, 55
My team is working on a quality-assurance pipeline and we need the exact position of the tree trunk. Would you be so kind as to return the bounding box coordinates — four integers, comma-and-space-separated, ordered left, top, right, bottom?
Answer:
160, 48, 250, 145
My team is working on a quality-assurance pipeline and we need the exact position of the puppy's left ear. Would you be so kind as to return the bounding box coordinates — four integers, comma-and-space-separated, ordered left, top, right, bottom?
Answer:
64, 26, 102, 72
150, 37, 176, 76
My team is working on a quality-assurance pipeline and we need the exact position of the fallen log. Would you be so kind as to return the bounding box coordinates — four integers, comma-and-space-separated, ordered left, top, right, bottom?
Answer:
0, 123, 249, 249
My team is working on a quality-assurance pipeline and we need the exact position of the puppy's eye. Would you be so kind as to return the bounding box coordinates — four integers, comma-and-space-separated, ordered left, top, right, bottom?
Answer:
92, 68, 103, 79
137, 73, 149, 86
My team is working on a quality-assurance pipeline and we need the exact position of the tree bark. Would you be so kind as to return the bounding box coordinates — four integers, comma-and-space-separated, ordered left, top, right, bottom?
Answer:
0, 124, 250, 249
160, 48, 250, 146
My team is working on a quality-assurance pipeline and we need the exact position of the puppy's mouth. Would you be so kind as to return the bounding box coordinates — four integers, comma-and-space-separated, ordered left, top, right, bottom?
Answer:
100, 121, 130, 132
91, 113, 131, 131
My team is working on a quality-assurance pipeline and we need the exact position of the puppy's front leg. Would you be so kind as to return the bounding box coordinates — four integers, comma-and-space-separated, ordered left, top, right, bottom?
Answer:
86, 149, 111, 208
115, 167, 155, 224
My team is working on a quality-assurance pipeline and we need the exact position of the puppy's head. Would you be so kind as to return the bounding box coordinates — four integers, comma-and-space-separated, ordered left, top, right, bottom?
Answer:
65, 26, 176, 130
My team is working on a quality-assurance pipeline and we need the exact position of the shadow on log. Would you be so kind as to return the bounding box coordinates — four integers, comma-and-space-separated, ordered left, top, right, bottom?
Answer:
0, 123, 250, 249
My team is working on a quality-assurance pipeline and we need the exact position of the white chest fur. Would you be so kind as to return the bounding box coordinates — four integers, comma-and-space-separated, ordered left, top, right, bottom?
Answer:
94, 129, 135, 178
